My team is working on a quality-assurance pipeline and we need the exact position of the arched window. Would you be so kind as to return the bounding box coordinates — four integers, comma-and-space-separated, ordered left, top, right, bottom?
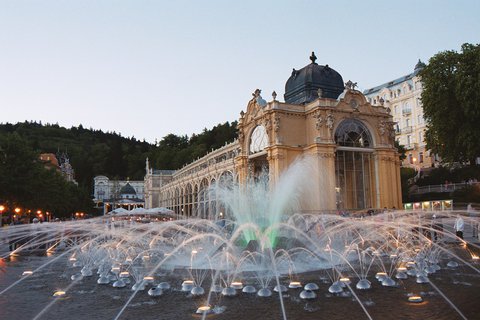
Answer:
249, 125, 268, 154
334, 119, 374, 210
335, 119, 372, 148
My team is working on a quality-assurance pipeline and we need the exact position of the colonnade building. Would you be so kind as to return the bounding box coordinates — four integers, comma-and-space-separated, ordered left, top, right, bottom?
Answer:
144, 54, 402, 218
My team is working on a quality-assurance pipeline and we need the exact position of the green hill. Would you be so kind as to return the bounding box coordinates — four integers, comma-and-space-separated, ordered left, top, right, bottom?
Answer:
0, 120, 237, 218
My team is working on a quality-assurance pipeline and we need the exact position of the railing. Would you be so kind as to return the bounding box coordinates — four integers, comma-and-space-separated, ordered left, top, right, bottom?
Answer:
411, 181, 480, 194
402, 108, 412, 115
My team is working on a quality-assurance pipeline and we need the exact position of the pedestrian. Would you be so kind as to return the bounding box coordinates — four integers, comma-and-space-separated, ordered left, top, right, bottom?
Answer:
454, 214, 465, 240
467, 203, 478, 238
432, 214, 443, 242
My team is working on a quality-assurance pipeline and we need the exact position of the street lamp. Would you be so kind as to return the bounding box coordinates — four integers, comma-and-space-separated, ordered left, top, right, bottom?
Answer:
0, 205, 5, 227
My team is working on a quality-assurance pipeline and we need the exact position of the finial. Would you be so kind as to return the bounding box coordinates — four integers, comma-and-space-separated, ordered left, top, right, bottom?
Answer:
272, 91, 277, 101
310, 51, 317, 64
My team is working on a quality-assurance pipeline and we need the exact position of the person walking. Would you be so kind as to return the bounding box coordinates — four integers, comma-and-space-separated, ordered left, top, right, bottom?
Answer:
454, 214, 465, 240
467, 203, 478, 238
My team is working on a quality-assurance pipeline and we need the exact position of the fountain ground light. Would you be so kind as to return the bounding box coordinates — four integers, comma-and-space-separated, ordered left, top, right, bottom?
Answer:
0, 157, 479, 320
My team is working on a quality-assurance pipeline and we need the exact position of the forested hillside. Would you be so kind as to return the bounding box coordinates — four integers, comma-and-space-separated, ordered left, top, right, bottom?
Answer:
0, 121, 237, 217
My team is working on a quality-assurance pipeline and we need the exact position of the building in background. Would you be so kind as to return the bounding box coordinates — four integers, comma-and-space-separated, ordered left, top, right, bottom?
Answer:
93, 176, 144, 214
143, 158, 174, 209
39, 152, 78, 184
364, 60, 439, 170
144, 53, 402, 217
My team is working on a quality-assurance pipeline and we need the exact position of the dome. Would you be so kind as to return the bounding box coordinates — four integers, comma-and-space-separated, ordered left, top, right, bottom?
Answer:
414, 59, 426, 73
120, 182, 136, 195
284, 52, 344, 104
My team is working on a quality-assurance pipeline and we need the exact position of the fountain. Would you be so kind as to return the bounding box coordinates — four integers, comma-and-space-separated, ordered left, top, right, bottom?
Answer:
0, 157, 479, 320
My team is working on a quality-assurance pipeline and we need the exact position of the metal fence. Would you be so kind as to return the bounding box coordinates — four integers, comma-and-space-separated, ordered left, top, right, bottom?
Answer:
411, 181, 479, 194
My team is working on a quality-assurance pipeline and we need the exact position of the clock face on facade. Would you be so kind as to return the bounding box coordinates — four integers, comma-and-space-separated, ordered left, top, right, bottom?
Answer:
350, 99, 358, 109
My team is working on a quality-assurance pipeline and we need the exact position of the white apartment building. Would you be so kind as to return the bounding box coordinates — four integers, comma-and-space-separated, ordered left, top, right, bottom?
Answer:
364, 60, 439, 169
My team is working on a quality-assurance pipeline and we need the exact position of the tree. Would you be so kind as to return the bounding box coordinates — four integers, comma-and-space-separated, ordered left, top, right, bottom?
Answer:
420, 43, 480, 165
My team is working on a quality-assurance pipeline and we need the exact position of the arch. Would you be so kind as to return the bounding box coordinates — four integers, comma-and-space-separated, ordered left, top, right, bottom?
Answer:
335, 119, 373, 148
334, 119, 374, 210
198, 178, 210, 219
185, 183, 193, 217
249, 125, 269, 154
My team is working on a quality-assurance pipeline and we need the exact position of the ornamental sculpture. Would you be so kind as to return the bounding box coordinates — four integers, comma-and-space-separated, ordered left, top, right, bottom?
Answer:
313, 110, 323, 131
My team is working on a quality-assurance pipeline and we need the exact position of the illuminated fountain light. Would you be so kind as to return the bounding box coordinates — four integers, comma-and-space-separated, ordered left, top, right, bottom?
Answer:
288, 281, 302, 289
196, 306, 212, 315
147, 286, 163, 297
406, 261, 416, 268
53, 290, 66, 297
375, 272, 387, 281
230, 281, 243, 290
397, 267, 407, 272
339, 277, 351, 286
408, 295, 423, 303
472, 255, 479, 261
257, 287, 272, 297
242, 285, 257, 293
119, 271, 130, 278
143, 276, 155, 284
22, 270, 33, 276
181, 280, 194, 292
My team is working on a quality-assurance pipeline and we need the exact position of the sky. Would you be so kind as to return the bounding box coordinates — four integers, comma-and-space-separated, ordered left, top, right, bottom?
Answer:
1, 0, 479, 144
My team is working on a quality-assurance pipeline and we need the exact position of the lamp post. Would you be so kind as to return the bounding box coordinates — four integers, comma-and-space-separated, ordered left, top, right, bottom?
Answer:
14, 207, 21, 224
0, 205, 5, 227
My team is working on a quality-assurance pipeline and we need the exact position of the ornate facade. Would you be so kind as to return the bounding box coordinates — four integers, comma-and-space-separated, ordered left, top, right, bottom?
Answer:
93, 176, 145, 213
364, 60, 439, 169
145, 54, 402, 217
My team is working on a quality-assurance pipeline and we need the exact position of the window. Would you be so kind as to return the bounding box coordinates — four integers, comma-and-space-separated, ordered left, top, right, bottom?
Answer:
394, 105, 398, 114
418, 131, 423, 143
408, 154, 413, 164
407, 135, 411, 146
406, 118, 410, 127
419, 152, 424, 163
249, 125, 269, 154
334, 119, 372, 148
